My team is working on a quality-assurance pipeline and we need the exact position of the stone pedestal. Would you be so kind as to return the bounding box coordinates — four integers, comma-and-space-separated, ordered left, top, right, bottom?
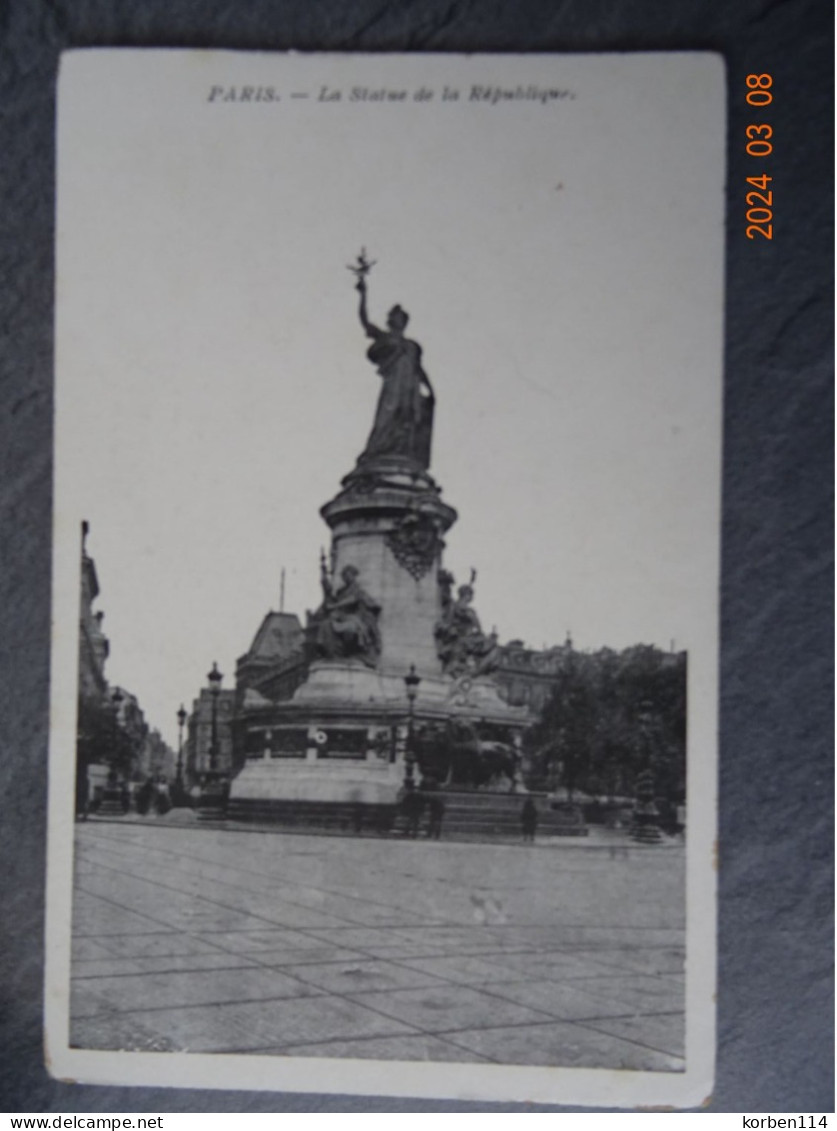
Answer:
292, 660, 522, 721
320, 462, 456, 678
230, 456, 529, 816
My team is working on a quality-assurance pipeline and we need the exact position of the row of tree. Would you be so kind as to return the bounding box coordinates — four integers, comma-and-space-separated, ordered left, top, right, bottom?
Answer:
75, 692, 175, 815
76, 694, 136, 781
523, 644, 686, 803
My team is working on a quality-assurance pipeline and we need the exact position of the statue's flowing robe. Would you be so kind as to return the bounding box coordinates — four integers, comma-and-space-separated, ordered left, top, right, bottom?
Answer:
360, 333, 434, 469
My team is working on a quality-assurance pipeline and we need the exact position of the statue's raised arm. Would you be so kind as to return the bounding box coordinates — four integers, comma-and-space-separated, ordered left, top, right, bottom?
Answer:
356, 276, 382, 339
348, 249, 381, 338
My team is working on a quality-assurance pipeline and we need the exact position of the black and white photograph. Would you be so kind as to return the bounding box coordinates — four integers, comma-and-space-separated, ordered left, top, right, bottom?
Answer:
47, 50, 725, 1107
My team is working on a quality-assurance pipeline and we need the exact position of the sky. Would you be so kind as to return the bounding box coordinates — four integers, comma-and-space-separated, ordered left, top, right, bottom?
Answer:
54, 51, 725, 746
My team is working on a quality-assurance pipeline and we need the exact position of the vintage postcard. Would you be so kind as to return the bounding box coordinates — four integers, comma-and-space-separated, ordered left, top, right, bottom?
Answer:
47, 50, 725, 1107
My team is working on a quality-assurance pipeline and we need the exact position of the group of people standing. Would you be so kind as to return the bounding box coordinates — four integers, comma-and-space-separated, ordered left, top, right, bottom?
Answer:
401, 789, 446, 839
134, 775, 172, 816
398, 789, 540, 843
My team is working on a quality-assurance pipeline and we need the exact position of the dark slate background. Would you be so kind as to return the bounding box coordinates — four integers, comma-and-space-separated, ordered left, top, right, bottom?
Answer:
0, 0, 832, 1114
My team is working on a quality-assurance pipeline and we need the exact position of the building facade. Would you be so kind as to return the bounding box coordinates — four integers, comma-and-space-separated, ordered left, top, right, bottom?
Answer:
493, 637, 576, 714
76, 522, 174, 806
78, 522, 109, 702
184, 687, 236, 784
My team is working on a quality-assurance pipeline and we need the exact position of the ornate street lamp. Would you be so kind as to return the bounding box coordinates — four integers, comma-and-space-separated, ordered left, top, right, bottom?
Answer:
207, 662, 223, 774
110, 687, 124, 778
197, 663, 226, 820
176, 703, 187, 789
638, 699, 654, 770
403, 664, 421, 788
630, 767, 662, 844
630, 699, 662, 844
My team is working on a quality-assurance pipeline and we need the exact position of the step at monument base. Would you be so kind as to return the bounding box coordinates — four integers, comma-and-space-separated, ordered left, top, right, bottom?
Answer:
226, 798, 398, 834
226, 790, 587, 839
431, 792, 587, 837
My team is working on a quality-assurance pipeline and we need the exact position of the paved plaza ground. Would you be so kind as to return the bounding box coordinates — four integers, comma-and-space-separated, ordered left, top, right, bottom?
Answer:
70, 820, 686, 1072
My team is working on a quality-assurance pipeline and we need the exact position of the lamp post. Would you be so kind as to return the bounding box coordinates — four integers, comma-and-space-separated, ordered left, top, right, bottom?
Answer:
176, 703, 187, 794
207, 662, 223, 774
403, 664, 421, 788
110, 686, 124, 780
630, 699, 662, 844
638, 699, 654, 771
197, 663, 226, 820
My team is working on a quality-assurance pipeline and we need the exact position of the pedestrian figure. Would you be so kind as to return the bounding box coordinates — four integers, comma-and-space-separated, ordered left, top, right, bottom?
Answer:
521, 797, 538, 843
135, 777, 154, 816
427, 794, 445, 840
155, 778, 172, 816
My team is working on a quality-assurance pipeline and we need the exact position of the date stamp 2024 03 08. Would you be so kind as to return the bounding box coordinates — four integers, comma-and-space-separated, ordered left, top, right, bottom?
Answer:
744, 72, 775, 241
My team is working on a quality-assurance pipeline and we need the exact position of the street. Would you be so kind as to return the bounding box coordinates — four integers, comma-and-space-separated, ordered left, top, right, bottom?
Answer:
71, 820, 686, 1071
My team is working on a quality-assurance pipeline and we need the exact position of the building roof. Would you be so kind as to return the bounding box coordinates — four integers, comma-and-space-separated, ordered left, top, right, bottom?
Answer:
240, 611, 305, 664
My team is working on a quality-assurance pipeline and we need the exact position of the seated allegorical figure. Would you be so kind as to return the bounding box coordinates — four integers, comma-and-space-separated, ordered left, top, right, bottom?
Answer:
315, 563, 382, 668
435, 570, 500, 677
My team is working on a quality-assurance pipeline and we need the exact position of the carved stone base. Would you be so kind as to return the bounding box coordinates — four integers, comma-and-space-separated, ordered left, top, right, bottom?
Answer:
240, 449, 525, 817
231, 660, 529, 813
229, 757, 403, 807
291, 660, 526, 722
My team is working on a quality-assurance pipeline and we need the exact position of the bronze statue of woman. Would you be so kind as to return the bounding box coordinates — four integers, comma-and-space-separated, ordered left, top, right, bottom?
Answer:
353, 262, 435, 471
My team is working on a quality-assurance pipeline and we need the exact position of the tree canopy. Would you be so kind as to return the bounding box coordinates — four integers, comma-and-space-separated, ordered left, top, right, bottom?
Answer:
524, 644, 686, 802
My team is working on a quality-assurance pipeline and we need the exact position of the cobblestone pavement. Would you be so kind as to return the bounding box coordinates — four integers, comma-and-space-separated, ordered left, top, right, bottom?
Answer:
70, 821, 686, 1071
